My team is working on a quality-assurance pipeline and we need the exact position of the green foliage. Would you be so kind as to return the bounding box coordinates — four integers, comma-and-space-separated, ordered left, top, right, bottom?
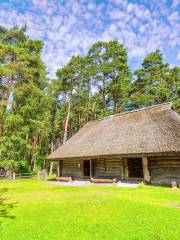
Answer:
131, 50, 179, 108
88, 40, 132, 113
0, 26, 179, 174
167, 66, 180, 109
16, 161, 32, 174
0, 26, 51, 173
52, 40, 133, 144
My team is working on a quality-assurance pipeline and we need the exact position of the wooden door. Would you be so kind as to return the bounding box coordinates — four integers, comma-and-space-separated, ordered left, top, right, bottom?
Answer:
83, 160, 90, 176
127, 158, 143, 178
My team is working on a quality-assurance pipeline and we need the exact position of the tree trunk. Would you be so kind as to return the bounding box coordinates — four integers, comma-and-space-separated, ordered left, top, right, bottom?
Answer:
63, 95, 71, 144
0, 78, 13, 137
92, 102, 96, 120
114, 95, 118, 113
49, 141, 54, 175
102, 78, 106, 112
78, 111, 81, 128
32, 135, 38, 172
49, 162, 53, 175
0, 121, 3, 137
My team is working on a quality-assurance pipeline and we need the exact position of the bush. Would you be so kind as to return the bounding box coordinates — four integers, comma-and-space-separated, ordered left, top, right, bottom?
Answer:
16, 161, 32, 174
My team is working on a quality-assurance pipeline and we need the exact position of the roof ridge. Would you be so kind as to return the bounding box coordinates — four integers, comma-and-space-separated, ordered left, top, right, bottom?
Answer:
92, 102, 173, 122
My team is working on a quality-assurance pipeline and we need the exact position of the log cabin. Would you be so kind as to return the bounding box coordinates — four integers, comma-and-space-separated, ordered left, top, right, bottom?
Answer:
47, 102, 180, 185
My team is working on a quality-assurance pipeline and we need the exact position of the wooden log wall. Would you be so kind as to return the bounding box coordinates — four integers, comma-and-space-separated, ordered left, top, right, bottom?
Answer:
148, 156, 180, 180
93, 158, 123, 179
62, 160, 82, 178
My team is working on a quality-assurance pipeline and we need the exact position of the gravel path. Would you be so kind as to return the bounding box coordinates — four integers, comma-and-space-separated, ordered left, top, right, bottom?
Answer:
48, 180, 139, 188
48, 180, 91, 186
116, 182, 139, 188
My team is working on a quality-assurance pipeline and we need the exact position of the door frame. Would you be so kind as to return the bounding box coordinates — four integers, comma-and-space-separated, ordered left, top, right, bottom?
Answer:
83, 160, 90, 177
127, 158, 143, 178
82, 160, 93, 178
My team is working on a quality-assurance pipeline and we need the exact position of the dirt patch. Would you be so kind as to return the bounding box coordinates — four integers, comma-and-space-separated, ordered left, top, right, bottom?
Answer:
48, 180, 140, 188
163, 203, 180, 208
48, 180, 91, 186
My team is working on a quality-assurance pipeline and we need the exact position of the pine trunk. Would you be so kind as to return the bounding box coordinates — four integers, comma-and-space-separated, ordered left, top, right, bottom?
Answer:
0, 79, 13, 137
102, 78, 106, 112
114, 95, 118, 113
63, 96, 71, 144
32, 135, 38, 172
49, 141, 54, 175
78, 112, 81, 128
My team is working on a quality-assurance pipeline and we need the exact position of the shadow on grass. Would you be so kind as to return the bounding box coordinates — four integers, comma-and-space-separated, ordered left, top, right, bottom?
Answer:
0, 188, 17, 226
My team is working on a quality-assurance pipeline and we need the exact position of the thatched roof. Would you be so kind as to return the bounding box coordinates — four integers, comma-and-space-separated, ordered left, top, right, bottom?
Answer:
48, 103, 180, 160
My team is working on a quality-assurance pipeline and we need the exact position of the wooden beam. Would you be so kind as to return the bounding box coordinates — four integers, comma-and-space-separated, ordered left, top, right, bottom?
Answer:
57, 161, 59, 177
123, 158, 129, 179
48, 152, 180, 162
142, 156, 150, 182
59, 160, 62, 177
81, 160, 83, 176
57, 160, 62, 177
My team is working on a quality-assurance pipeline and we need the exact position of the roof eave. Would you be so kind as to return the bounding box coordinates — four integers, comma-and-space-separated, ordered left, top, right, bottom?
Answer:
47, 151, 180, 161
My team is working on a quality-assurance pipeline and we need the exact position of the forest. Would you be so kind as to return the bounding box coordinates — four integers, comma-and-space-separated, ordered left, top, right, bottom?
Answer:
0, 26, 179, 174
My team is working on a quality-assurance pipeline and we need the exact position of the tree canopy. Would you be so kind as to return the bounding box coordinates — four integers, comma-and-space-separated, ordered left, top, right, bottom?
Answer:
0, 26, 179, 174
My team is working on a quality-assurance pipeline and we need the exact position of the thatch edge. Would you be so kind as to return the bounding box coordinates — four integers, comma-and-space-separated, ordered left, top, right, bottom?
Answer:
47, 102, 179, 161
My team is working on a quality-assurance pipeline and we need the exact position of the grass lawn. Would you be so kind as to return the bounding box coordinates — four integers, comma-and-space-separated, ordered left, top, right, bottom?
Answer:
0, 180, 180, 240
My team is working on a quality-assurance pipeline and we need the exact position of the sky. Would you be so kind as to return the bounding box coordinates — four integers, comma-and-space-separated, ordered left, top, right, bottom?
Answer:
0, 0, 179, 77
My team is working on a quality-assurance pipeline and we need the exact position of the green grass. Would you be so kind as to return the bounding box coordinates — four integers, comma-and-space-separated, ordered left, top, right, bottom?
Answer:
0, 180, 180, 240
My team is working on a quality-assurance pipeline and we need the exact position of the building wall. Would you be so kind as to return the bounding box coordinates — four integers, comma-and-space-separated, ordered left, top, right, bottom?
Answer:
60, 156, 180, 184
92, 158, 123, 179
61, 159, 82, 178
148, 156, 180, 183
61, 158, 123, 179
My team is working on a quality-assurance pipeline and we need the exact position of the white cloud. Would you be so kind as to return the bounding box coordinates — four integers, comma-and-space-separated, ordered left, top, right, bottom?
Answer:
87, 2, 96, 11
129, 47, 146, 58
132, 18, 139, 28
51, 16, 62, 29
110, 10, 129, 20
176, 51, 180, 61
31, 0, 49, 10
127, 3, 134, 13
0, 0, 179, 77
113, 0, 126, 6
168, 11, 179, 23
172, 0, 179, 8
139, 25, 145, 33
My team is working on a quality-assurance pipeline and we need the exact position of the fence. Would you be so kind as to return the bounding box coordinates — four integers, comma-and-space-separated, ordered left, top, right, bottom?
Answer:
0, 172, 36, 182
0, 171, 48, 182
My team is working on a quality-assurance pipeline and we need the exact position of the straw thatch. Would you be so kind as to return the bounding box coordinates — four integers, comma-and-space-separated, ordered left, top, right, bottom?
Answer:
48, 102, 180, 160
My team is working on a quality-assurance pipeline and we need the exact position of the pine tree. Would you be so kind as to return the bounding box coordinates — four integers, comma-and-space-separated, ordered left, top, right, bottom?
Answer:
88, 41, 109, 115
105, 40, 132, 112
0, 26, 51, 172
131, 50, 171, 107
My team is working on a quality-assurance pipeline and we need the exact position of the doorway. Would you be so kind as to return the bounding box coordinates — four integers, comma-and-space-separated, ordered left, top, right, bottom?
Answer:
127, 158, 143, 178
83, 160, 90, 177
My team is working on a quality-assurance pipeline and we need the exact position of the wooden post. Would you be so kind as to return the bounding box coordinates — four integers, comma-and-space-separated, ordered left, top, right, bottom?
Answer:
57, 161, 60, 177
37, 171, 40, 180
142, 156, 150, 182
49, 141, 54, 175
171, 181, 177, 188
12, 172, 16, 181
90, 160, 92, 178
59, 160, 62, 177
49, 162, 54, 176
123, 159, 129, 179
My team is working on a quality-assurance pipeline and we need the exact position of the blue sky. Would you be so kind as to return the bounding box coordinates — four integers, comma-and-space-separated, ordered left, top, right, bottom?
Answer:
0, 0, 179, 77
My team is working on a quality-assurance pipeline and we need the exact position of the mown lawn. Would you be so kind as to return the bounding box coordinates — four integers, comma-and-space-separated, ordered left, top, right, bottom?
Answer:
0, 180, 180, 240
